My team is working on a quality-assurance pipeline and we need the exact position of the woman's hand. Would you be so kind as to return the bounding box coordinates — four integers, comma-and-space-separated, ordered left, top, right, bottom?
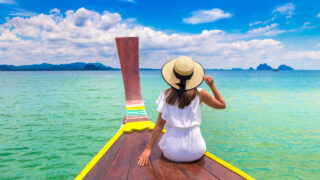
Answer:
137, 113, 165, 167
137, 148, 151, 166
203, 75, 215, 87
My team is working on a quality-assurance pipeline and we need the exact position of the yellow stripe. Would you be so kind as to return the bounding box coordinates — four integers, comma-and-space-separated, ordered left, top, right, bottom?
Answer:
75, 129, 124, 180
76, 121, 254, 180
75, 121, 153, 179
121, 121, 154, 132
204, 152, 255, 180
125, 106, 145, 110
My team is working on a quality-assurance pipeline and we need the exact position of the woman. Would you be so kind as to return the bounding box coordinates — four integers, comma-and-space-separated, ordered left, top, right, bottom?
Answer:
137, 56, 226, 166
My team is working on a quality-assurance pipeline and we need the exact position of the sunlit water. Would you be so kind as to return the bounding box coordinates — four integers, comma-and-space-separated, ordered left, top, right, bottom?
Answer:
0, 70, 319, 179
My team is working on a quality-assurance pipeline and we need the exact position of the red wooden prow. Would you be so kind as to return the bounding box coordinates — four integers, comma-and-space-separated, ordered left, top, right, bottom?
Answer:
116, 37, 149, 124
115, 37, 142, 101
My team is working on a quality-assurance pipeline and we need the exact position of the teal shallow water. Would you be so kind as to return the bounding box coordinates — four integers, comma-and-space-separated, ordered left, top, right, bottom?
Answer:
0, 70, 320, 179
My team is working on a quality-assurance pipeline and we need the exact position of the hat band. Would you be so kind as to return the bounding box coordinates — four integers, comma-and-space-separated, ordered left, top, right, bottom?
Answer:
173, 68, 194, 97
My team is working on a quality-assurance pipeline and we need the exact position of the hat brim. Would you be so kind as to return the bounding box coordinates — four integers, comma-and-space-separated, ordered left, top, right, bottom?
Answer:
161, 59, 205, 90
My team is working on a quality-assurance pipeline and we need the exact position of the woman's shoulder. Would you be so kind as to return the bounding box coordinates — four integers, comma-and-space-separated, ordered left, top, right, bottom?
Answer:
157, 88, 170, 102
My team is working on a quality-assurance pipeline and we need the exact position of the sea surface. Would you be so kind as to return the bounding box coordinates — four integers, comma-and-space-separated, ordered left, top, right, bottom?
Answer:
0, 70, 319, 179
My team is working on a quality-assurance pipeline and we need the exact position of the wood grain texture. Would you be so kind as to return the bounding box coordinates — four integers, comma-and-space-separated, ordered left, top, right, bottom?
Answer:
85, 129, 245, 180
176, 161, 219, 180
127, 131, 157, 180
197, 156, 245, 180
104, 131, 156, 180
83, 133, 128, 180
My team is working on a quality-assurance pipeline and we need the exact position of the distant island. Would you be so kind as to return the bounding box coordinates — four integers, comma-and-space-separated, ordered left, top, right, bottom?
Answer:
277, 64, 294, 70
256, 63, 294, 70
0, 62, 120, 71
231, 68, 243, 70
0, 62, 294, 71
257, 63, 273, 70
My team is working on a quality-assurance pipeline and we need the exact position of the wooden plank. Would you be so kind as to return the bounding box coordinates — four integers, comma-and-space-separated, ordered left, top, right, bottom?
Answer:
127, 131, 157, 180
84, 133, 128, 180
177, 161, 219, 180
197, 156, 245, 180
104, 131, 156, 180
148, 132, 187, 180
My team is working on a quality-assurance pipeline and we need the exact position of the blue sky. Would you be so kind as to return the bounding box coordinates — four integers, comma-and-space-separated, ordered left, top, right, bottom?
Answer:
0, 0, 320, 69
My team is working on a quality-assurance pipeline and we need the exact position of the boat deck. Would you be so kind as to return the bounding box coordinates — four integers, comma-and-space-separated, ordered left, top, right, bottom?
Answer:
81, 129, 247, 180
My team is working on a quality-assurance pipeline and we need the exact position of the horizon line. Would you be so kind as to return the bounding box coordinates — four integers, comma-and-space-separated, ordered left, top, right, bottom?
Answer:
1, 62, 317, 70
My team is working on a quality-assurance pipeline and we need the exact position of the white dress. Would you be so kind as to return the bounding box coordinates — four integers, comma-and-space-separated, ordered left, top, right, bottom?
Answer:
156, 88, 206, 162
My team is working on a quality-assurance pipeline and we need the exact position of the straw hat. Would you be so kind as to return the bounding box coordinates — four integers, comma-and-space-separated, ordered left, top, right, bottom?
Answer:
161, 56, 204, 91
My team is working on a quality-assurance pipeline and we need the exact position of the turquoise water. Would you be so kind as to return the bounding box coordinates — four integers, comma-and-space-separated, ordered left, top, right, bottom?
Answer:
0, 70, 319, 179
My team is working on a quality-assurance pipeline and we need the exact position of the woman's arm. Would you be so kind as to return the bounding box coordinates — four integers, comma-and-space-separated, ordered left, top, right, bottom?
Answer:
137, 112, 166, 166
200, 75, 226, 109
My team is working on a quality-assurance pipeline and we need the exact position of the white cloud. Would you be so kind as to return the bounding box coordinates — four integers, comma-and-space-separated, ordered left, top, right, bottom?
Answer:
0, 0, 16, 5
247, 23, 285, 36
283, 51, 320, 60
262, 14, 277, 25
317, 13, 320, 18
49, 8, 60, 14
272, 3, 295, 18
248, 21, 315, 37
183, 8, 232, 24
0, 7, 318, 69
302, 22, 310, 28
302, 22, 317, 29
0, 29, 19, 41
249, 21, 262, 26
251, 3, 293, 29
9, 8, 37, 17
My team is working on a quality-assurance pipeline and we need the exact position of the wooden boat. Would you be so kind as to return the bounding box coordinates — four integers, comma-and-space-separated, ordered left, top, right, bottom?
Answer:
75, 37, 254, 180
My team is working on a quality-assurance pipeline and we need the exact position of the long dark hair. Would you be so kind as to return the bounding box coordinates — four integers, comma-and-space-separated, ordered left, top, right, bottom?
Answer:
165, 87, 199, 109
